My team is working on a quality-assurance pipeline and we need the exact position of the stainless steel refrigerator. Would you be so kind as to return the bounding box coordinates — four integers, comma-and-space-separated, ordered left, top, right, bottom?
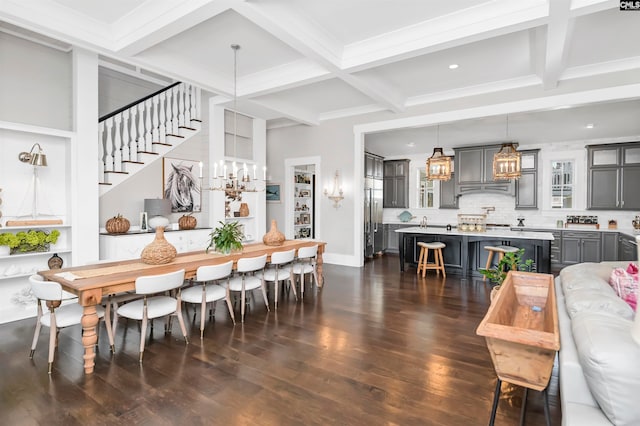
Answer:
364, 178, 383, 257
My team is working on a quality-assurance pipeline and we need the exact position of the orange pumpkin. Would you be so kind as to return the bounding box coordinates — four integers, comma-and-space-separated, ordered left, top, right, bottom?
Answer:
105, 214, 130, 234
178, 214, 197, 230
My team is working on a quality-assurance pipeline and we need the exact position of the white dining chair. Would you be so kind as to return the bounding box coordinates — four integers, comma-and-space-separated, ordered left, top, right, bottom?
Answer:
181, 261, 236, 338
223, 254, 269, 323
292, 245, 320, 300
29, 274, 110, 374
112, 269, 188, 363
263, 249, 297, 309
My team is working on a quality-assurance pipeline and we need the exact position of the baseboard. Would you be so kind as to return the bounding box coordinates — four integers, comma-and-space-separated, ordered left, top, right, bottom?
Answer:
322, 252, 360, 267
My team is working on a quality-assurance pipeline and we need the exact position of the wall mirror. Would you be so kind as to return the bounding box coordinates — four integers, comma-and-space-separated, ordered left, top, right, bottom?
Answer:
416, 168, 434, 208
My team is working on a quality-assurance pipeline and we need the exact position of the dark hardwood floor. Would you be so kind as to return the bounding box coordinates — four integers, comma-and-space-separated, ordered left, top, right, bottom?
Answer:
0, 254, 560, 425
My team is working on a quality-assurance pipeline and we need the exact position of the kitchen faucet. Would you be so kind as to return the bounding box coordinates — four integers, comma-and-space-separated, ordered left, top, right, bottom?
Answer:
420, 216, 428, 228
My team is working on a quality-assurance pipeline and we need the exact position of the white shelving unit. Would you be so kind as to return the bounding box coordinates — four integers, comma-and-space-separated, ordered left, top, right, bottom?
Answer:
293, 169, 315, 239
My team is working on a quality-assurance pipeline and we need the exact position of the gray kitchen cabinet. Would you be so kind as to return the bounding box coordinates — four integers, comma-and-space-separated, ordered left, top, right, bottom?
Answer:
561, 231, 601, 265
454, 144, 515, 195
383, 159, 410, 208
601, 232, 619, 261
515, 150, 539, 210
618, 233, 638, 261
439, 172, 458, 209
587, 142, 640, 210
365, 152, 384, 179
384, 224, 412, 253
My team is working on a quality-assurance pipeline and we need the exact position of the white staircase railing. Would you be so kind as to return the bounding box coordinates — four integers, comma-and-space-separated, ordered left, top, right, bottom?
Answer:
98, 82, 201, 192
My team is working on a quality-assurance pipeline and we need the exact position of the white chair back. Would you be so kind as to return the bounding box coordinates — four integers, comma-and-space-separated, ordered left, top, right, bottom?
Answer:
297, 245, 318, 260
196, 261, 234, 282
135, 269, 185, 294
236, 254, 267, 273
270, 249, 295, 265
29, 275, 64, 301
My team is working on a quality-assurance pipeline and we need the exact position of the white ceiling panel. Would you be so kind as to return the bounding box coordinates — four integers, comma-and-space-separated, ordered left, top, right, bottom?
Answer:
356, 30, 534, 97
280, 0, 492, 44
52, 0, 146, 24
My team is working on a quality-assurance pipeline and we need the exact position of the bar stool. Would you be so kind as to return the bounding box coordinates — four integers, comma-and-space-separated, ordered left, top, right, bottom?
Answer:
416, 242, 446, 278
483, 245, 519, 281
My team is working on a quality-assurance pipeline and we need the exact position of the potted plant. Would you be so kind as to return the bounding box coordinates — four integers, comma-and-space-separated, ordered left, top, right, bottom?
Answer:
479, 248, 535, 296
0, 229, 61, 254
206, 221, 243, 254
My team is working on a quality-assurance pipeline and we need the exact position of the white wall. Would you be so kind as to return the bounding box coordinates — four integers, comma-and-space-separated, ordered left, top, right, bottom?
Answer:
0, 32, 71, 129
98, 67, 163, 117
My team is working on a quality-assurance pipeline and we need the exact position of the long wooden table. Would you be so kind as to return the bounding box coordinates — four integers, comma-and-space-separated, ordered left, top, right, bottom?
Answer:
39, 240, 326, 374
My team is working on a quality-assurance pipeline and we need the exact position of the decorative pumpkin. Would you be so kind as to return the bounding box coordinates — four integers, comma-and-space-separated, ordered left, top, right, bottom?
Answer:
178, 214, 197, 230
105, 214, 130, 234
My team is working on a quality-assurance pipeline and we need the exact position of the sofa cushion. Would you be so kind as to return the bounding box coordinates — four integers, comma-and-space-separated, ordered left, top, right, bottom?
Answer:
572, 311, 640, 426
565, 288, 634, 320
561, 263, 616, 294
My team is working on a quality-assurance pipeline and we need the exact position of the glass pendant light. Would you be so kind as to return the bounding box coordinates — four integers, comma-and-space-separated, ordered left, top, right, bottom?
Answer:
493, 116, 521, 180
426, 126, 452, 181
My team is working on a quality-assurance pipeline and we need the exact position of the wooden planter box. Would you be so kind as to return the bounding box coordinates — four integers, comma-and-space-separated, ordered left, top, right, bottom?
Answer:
476, 271, 560, 391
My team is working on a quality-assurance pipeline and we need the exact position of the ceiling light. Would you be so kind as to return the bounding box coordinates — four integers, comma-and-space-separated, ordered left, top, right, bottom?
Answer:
448, 64, 459, 70
493, 116, 521, 180
585, 123, 595, 129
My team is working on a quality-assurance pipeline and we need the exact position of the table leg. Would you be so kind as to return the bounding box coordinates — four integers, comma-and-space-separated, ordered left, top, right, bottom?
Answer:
317, 246, 324, 287
543, 387, 552, 426
399, 234, 405, 272
81, 304, 99, 374
519, 387, 529, 426
488, 378, 501, 426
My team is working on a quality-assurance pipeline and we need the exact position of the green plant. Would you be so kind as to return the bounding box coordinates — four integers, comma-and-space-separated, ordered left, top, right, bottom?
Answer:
206, 221, 243, 254
0, 229, 60, 253
479, 248, 535, 286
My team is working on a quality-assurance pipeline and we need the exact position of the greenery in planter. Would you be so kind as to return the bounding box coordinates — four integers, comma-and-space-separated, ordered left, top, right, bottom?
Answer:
0, 229, 61, 254
206, 221, 243, 254
479, 248, 535, 286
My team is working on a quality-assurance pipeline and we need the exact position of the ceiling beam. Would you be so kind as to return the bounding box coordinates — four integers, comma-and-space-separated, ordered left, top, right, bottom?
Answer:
233, 2, 406, 113
542, 0, 573, 89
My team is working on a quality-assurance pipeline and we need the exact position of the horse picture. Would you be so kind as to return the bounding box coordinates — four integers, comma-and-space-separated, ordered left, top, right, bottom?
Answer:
163, 158, 201, 212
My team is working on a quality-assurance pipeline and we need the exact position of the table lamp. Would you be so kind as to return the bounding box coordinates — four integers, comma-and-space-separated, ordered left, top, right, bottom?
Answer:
144, 198, 170, 230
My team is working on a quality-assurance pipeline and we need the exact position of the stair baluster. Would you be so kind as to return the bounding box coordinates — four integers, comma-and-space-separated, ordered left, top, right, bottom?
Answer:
159, 92, 167, 145
113, 113, 123, 172
99, 121, 106, 180
122, 110, 131, 163
130, 106, 138, 161
166, 88, 174, 136
144, 99, 152, 152
184, 84, 192, 124
105, 117, 114, 174
178, 83, 185, 128
137, 103, 145, 153
171, 85, 179, 135
152, 94, 160, 145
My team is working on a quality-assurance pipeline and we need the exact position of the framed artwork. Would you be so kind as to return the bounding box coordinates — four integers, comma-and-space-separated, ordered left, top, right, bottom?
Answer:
266, 182, 281, 203
139, 212, 148, 232
163, 157, 202, 213
300, 213, 310, 224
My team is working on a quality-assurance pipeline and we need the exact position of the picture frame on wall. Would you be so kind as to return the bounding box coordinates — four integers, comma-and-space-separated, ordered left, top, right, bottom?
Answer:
266, 182, 281, 203
163, 157, 202, 213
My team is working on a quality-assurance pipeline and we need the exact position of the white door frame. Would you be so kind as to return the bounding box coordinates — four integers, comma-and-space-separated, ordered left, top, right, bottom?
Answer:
284, 156, 321, 240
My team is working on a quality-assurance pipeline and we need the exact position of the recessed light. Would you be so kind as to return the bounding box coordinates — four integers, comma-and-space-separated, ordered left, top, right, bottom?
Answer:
407, 142, 415, 147
448, 64, 459, 70
585, 123, 595, 129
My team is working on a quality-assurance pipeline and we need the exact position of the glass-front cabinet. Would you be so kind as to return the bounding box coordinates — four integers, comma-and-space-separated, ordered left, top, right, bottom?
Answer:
293, 169, 314, 239
551, 160, 573, 209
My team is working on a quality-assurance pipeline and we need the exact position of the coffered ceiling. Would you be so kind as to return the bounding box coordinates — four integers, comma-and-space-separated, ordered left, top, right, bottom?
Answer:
2, 0, 640, 149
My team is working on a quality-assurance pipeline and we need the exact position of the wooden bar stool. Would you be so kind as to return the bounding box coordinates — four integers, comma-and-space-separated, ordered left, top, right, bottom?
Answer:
483, 245, 519, 281
416, 242, 446, 278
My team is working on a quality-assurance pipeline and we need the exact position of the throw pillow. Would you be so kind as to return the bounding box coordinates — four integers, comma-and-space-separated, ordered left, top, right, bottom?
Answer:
609, 263, 639, 311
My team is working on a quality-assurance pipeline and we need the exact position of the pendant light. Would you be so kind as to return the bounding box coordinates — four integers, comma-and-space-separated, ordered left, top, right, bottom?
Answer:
426, 126, 452, 181
493, 116, 521, 180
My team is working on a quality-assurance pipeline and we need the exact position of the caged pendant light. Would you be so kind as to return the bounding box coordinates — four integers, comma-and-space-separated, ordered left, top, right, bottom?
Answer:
493, 116, 521, 180
426, 126, 452, 181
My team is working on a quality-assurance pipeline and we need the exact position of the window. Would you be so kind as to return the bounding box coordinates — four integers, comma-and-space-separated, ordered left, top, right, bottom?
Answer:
417, 169, 434, 208
551, 161, 573, 209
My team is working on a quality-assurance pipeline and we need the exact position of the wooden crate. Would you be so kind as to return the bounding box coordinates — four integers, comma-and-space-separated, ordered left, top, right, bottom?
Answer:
476, 271, 559, 391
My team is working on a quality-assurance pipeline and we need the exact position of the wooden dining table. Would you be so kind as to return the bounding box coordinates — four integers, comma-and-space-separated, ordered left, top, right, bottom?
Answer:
38, 239, 326, 375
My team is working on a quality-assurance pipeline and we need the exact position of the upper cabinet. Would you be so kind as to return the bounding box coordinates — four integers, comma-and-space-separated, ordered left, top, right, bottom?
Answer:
383, 159, 409, 208
515, 149, 539, 210
454, 145, 515, 195
587, 142, 640, 210
365, 152, 384, 179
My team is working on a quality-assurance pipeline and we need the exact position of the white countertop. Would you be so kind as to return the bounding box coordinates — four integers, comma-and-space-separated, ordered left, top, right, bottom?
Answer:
395, 226, 555, 241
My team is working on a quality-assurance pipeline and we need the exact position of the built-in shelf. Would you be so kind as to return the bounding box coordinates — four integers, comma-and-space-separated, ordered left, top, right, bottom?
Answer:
0, 248, 72, 260
1, 224, 71, 231
225, 216, 255, 220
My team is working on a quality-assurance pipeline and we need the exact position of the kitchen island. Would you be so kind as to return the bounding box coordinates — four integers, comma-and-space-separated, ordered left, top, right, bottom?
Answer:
396, 227, 554, 276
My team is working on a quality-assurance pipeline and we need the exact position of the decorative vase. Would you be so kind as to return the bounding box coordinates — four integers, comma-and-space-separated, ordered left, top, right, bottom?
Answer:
263, 219, 285, 246
141, 227, 177, 265
239, 203, 250, 217
48, 253, 63, 269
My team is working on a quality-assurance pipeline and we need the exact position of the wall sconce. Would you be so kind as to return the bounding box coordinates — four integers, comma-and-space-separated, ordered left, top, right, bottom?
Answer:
18, 143, 48, 167
324, 170, 344, 208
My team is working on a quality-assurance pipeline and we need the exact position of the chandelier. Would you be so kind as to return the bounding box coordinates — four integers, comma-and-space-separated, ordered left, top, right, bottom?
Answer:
426, 126, 451, 181
493, 116, 521, 180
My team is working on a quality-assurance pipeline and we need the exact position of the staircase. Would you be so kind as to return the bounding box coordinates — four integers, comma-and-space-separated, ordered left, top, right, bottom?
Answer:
98, 82, 202, 196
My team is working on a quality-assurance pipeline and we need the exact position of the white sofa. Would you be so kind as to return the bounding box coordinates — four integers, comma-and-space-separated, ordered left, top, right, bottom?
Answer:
555, 261, 640, 426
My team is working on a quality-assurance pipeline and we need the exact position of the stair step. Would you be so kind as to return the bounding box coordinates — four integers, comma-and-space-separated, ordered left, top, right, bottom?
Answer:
123, 160, 144, 165
138, 151, 159, 155
179, 126, 197, 131
166, 133, 185, 138
104, 171, 129, 175
191, 119, 202, 123
99, 182, 112, 186
152, 142, 172, 147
